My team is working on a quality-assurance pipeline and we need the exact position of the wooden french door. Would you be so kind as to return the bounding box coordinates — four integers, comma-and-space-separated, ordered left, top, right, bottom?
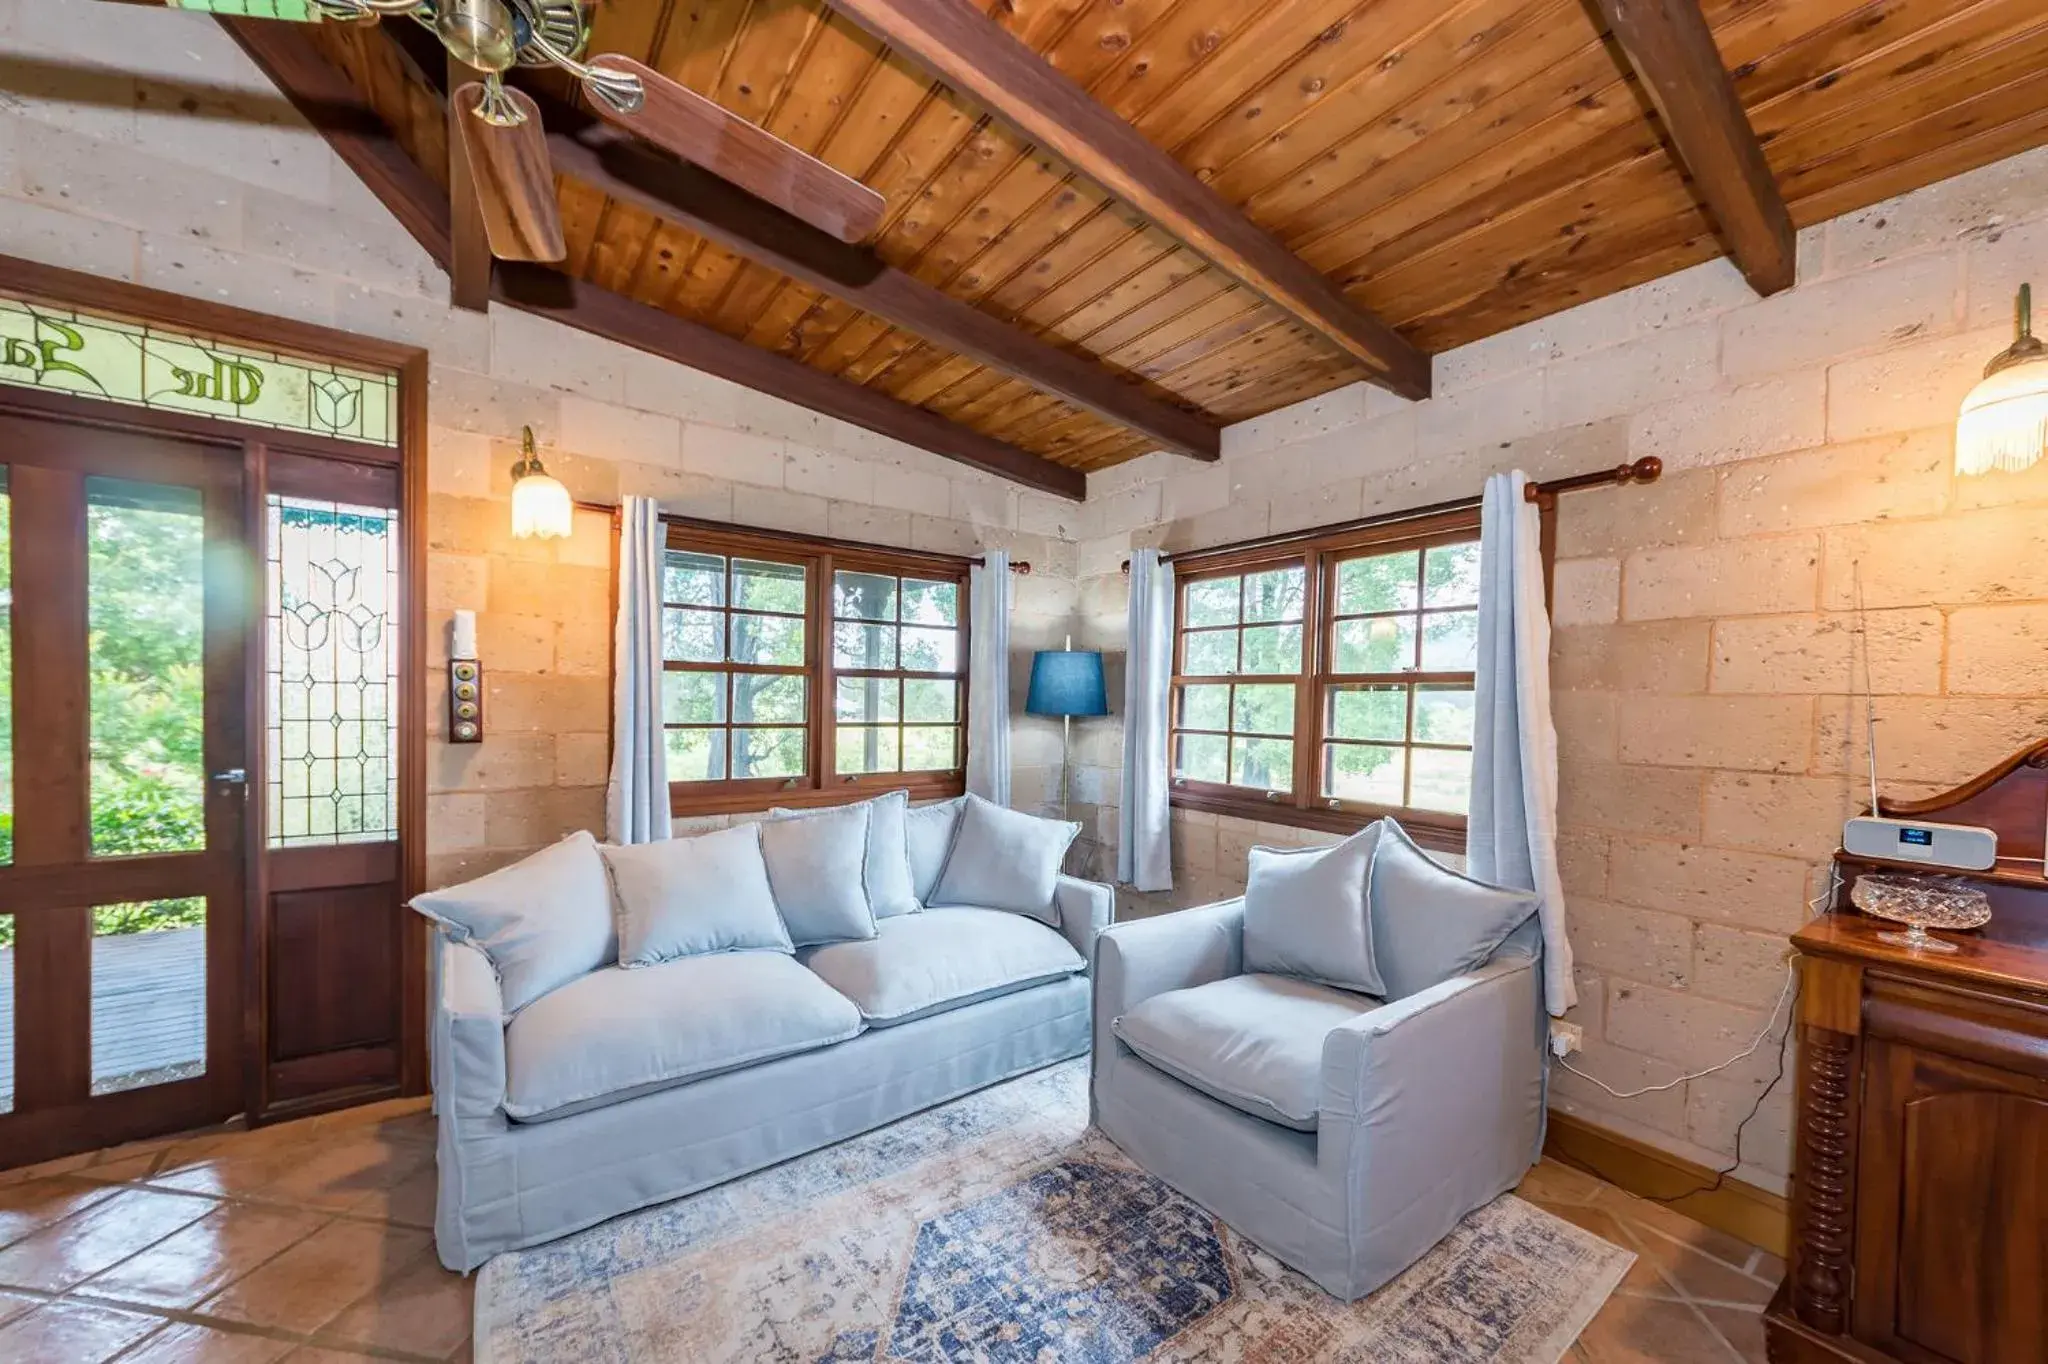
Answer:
0, 412, 254, 1162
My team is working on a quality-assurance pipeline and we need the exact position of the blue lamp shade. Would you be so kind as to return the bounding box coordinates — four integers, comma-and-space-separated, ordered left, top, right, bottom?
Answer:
1026, 649, 1109, 718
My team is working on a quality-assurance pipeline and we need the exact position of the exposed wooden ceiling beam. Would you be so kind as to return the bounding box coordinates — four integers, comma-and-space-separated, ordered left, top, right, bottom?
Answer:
822, 0, 1432, 402
1590, 0, 1796, 296
219, 18, 1085, 500
534, 110, 1219, 462
445, 52, 492, 313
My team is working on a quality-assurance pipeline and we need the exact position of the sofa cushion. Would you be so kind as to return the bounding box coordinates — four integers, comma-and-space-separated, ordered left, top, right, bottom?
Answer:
928, 794, 1078, 925
1242, 824, 1384, 996
759, 801, 878, 946
1112, 972, 1379, 1131
800, 907, 1085, 1027
409, 831, 614, 1014
771, 790, 919, 919
904, 796, 966, 904
1370, 820, 1539, 1000
602, 823, 792, 967
504, 951, 863, 1122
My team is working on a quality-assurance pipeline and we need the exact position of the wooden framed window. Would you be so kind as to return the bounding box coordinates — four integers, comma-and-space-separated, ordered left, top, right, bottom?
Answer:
1169, 508, 1481, 850
662, 521, 970, 816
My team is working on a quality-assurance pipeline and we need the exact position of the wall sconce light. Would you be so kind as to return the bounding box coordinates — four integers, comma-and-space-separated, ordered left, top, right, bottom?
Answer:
449, 609, 484, 744
510, 425, 574, 539
1956, 283, 2048, 477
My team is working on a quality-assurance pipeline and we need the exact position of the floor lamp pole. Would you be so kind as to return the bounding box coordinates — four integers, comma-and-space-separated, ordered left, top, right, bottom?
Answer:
1060, 713, 1072, 823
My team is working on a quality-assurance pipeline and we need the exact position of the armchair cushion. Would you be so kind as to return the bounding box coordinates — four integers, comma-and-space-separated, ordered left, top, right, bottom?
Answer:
1369, 821, 1539, 1000
1242, 824, 1384, 995
1111, 971, 1379, 1131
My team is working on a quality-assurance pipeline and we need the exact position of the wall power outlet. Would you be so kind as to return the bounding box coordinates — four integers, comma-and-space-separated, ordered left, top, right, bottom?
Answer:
1548, 1020, 1584, 1057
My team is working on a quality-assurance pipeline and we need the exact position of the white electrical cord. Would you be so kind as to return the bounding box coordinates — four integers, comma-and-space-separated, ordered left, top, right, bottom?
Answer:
1554, 861, 1840, 1099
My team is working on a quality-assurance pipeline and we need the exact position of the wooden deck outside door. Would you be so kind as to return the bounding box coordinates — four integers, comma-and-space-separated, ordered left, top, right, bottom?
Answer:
0, 411, 254, 1166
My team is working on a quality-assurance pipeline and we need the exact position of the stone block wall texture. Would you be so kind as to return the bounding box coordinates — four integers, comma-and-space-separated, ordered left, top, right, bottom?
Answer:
1073, 147, 2048, 1193
11, 0, 2048, 1195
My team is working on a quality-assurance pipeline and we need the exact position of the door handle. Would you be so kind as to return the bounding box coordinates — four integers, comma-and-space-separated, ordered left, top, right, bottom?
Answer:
212, 769, 248, 786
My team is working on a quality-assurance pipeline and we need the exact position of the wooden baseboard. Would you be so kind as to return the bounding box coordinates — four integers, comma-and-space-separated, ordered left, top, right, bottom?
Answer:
1543, 1110, 1789, 1257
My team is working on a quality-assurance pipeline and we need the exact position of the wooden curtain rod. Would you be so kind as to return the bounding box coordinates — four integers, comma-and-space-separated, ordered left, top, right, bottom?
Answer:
584, 499, 1034, 572
1118, 457, 1662, 575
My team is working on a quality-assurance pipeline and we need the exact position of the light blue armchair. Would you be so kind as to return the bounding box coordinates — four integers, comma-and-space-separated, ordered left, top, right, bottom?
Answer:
1091, 897, 1546, 1301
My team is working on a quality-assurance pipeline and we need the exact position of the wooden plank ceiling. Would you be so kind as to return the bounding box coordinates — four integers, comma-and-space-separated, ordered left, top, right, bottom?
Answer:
304, 0, 2048, 481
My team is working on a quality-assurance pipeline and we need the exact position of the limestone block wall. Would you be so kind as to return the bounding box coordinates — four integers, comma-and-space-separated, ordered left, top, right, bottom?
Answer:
0, 0, 1089, 886
1073, 146, 2048, 1191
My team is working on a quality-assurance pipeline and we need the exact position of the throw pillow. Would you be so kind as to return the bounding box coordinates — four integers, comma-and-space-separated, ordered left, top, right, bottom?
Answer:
758, 801, 879, 946
770, 790, 920, 919
1369, 820, 1539, 1000
601, 824, 793, 967
409, 830, 615, 1014
1242, 824, 1384, 996
927, 793, 1078, 925
904, 795, 966, 904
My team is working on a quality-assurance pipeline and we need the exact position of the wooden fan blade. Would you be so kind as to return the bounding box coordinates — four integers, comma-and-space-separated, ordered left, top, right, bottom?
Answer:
584, 55, 885, 244
454, 83, 567, 263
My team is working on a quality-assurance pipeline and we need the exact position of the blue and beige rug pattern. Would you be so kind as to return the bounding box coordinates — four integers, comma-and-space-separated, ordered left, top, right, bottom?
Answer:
475, 1063, 1631, 1363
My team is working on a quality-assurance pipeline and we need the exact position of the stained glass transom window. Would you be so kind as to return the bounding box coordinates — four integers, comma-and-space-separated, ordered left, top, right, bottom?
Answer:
0, 295, 397, 446
266, 496, 400, 847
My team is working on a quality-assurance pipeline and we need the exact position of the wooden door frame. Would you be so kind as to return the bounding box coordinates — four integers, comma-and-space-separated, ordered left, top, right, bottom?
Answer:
0, 254, 431, 1145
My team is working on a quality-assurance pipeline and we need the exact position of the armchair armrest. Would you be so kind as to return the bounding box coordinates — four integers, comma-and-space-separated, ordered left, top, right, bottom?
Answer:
1054, 874, 1114, 966
1093, 898, 1245, 1020
434, 934, 508, 1123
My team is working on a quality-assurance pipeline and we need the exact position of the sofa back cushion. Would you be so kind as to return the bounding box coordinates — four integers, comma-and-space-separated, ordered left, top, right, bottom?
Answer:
1369, 820, 1539, 1000
409, 830, 614, 1013
771, 790, 919, 919
928, 794, 1078, 925
904, 795, 966, 904
602, 824, 792, 967
800, 906, 1084, 1027
1242, 824, 1384, 996
759, 801, 879, 946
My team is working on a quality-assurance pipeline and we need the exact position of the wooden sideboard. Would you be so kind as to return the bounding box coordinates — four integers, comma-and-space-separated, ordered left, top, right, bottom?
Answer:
1766, 744, 2048, 1364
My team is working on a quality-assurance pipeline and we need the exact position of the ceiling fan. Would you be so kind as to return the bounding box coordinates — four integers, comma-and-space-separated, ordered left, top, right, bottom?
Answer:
157, 0, 887, 260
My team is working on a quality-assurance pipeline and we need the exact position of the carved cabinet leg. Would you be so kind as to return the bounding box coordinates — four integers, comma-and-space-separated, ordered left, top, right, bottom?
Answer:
1790, 1023, 1857, 1334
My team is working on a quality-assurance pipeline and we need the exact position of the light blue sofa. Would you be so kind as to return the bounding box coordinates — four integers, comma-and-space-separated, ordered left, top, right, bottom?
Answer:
430, 875, 1113, 1271
1092, 897, 1546, 1301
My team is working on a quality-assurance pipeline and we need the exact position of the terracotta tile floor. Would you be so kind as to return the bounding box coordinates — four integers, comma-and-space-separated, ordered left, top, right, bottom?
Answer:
0, 1101, 1778, 1362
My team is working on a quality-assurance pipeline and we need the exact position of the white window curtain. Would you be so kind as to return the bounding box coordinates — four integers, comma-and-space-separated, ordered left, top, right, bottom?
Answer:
1118, 547, 1174, 891
606, 496, 672, 845
965, 549, 1012, 805
1469, 470, 1574, 1015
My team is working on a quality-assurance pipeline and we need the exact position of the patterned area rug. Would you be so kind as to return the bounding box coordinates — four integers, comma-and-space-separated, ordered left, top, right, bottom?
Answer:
475, 1062, 1632, 1363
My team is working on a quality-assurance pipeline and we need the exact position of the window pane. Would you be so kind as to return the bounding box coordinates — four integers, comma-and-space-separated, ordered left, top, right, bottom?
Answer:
666, 728, 726, 782
903, 678, 957, 723
733, 674, 805, 724
1239, 623, 1302, 675
1335, 615, 1415, 672
1179, 683, 1230, 731
664, 607, 723, 663
1338, 551, 1420, 614
1231, 684, 1294, 737
91, 478, 205, 858
903, 726, 958, 771
1184, 576, 1239, 627
0, 912, 10, 1112
662, 670, 726, 725
1182, 629, 1238, 675
902, 578, 959, 626
1420, 609, 1479, 671
731, 612, 804, 666
733, 558, 806, 614
899, 626, 959, 673
837, 676, 900, 723
834, 622, 897, 670
1174, 732, 1228, 784
1231, 737, 1293, 792
1424, 542, 1481, 608
1326, 743, 1405, 805
0, 471, 9, 869
92, 897, 206, 1095
834, 570, 897, 622
836, 725, 899, 774
1329, 685, 1407, 742
734, 727, 806, 779
1415, 684, 1476, 745
664, 550, 724, 606
1243, 567, 1305, 623
1410, 747, 1472, 814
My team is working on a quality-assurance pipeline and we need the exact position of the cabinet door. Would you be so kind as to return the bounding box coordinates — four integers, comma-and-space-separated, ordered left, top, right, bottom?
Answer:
1853, 1039, 2047, 1363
